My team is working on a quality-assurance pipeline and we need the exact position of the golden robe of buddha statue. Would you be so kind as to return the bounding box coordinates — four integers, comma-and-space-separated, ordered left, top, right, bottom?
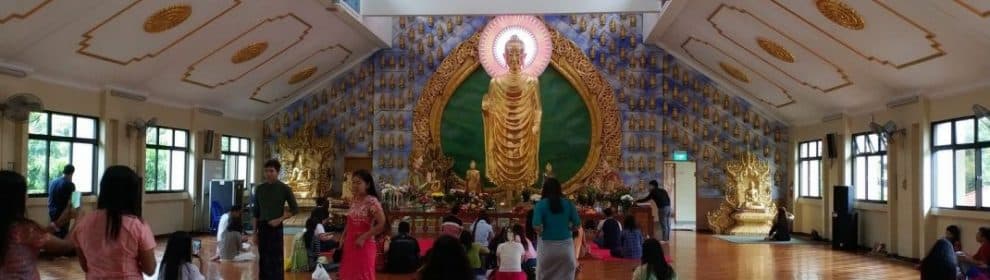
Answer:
482, 35, 542, 198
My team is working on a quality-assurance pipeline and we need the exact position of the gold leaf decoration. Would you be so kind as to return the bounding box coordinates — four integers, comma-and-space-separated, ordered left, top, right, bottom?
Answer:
144, 5, 192, 33
230, 42, 269, 64
288, 66, 317, 85
756, 37, 794, 63
719, 62, 749, 83
815, 0, 865, 30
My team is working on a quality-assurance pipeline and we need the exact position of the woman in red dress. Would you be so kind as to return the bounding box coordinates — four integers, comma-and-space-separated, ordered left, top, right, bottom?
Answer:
339, 170, 386, 280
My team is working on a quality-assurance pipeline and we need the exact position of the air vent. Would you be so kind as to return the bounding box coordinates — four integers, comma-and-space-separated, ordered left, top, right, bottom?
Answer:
886, 95, 919, 109
197, 107, 223, 116
107, 87, 147, 102
0, 63, 30, 78
822, 113, 843, 122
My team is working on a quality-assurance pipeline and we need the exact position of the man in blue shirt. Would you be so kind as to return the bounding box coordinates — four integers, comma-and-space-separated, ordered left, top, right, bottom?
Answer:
47, 164, 76, 238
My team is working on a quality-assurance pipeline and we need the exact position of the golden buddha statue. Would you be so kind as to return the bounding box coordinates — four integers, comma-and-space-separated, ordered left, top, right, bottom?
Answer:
482, 35, 542, 199
340, 171, 353, 201
465, 160, 481, 193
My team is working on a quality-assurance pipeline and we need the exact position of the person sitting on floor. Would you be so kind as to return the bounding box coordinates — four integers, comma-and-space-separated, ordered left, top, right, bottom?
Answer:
595, 208, 622, 251
946, 225, 963, 252
418, 235, 474, 280
219, 219, 255, 262
461, 230, 490, 278
211, 204, 242, 261
385, 221, 420, 273
158, 231, 205, 280
441, 206, 464, 237
919, 238, 959, 280
494, 229, 527, 280
613, 215, 644, 259
959, 227, 990, 278
632, 238, 676, 280
304, 207, 338, 256
766, 207, 792, 242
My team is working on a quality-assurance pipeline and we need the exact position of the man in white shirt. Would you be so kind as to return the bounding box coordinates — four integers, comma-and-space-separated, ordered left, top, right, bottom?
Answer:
212, 205, 242, 261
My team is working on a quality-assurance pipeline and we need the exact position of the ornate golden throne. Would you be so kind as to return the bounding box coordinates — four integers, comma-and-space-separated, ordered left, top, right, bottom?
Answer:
707, 152, 778, 235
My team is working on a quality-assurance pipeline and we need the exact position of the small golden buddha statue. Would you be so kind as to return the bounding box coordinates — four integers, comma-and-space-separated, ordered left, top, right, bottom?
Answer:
465, 160, 481, 193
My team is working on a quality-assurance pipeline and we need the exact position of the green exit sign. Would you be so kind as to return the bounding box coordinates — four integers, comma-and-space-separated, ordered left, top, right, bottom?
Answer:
672, 151, 689, 161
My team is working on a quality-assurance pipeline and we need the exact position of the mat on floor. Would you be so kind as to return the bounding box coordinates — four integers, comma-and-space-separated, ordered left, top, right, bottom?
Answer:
713, 235, 818, 245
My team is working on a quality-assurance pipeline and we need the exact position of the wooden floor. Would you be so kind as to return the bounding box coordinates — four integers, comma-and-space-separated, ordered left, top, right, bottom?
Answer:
37, 231, 917, 279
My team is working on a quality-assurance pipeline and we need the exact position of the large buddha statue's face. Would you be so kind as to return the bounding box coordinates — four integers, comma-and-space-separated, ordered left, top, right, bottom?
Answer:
504, 36, 525, 73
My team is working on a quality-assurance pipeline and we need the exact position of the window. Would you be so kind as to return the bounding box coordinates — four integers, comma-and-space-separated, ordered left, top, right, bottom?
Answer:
26, 111, 99, 196
798, 140, 823, 198
145, 126, 189, 192
932, 116, 990, 210
852, 132, 888, 202
221, 135, 251, 182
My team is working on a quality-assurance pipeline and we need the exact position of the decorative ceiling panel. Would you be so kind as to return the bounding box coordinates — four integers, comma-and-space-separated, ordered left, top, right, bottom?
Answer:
251, 44, 352, 104
77, 0, 241, 65
769, 0, 944, 69
709, 4, 851, 93
954, 0, 990, 17
0, 0, 52, 24
681, 37, 794, 108
182, 13, 311, 89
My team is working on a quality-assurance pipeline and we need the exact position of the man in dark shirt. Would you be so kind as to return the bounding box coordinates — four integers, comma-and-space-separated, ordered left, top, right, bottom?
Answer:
253, 159, 299, 280
637, 180, 671, 241
47, 164, 76, 238
385, 221, 421, 273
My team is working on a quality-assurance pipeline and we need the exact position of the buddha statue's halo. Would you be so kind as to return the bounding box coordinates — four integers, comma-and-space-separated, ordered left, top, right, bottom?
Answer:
478, 15, 553, 77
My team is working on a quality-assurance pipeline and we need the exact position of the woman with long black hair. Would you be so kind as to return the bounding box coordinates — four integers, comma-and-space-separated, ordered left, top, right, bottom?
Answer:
531, 178, 581, 280
339, 169, 386, 279
157, 231, 205, 280
0, 170, 74, 279
632, 238, 675, 280
71, 165, 157, 279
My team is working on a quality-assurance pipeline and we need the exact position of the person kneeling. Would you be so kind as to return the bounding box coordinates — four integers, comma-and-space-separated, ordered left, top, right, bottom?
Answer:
765, 207, 792, 242
612, 215, 644, 259
219, 219, 256, 262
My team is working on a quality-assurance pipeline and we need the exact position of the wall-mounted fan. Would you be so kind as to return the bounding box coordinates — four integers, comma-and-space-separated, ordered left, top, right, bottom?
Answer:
0, 93, 44, 122
975, 104, 989, 120
126, 117, 158, 138
867, 118, 904, 152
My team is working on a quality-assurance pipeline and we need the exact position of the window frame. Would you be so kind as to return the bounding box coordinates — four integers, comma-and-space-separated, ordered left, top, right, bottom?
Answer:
798, 139, 823, 199
220, 135, 252, 183
931, 116, 990, 211
27, 111, 100, 197
144, 126, 190, 193
851, 132, 888, 203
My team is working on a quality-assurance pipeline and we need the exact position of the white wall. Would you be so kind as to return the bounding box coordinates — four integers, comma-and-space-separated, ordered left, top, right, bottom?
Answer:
0, 75, 262, 235
789, 87, 990, 259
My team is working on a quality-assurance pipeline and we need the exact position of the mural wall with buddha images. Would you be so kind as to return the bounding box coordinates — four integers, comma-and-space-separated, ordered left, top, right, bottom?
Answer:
264, 14, 789, 201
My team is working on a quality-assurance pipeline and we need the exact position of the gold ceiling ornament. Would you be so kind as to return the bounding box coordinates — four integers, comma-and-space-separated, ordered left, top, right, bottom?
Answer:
144, 4, 193, 33
815, 0, 865, 30
719, 62, 749, 83
755, 37, 794, 63
230, 42, 268, 64
288, 66, 317, 85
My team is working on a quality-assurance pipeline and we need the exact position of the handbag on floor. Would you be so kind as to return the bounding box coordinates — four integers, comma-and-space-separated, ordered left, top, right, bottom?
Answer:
311, 263, 331, 280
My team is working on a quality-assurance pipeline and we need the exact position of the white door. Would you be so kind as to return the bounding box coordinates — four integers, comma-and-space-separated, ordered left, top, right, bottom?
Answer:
672, 161, 696, 225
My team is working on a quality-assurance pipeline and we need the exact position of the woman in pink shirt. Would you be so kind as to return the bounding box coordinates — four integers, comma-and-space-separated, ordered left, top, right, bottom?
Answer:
70, 166, 157, 279
1, 170, 75, 279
